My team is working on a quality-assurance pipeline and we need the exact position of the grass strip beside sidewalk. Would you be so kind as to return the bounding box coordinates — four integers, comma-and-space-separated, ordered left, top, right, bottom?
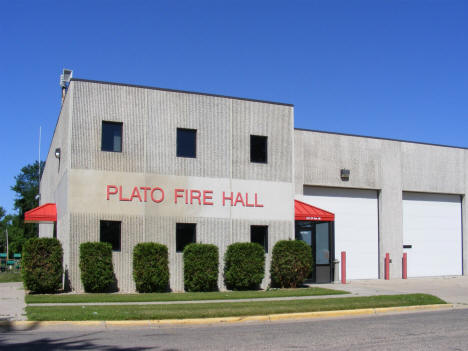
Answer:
26, 294, 445, 321
0, 272, 22, 283
26, 287, 346, 304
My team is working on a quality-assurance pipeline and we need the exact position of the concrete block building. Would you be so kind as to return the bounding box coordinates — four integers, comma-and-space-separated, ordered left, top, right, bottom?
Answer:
32, 77, 468, 292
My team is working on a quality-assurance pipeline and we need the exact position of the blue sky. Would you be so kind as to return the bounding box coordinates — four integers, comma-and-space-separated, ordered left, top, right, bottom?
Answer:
0, 1, 467, 214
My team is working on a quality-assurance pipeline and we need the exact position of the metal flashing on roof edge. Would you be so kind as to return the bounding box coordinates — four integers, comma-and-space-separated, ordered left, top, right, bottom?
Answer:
70, 78, 294, 107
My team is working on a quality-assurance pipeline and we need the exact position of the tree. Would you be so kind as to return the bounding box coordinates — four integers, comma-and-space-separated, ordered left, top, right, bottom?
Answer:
11, 161, 45, 240
0, 210, 25, 257
5, 215, 27, 256
0, 161, 46, 256
0, 207, 7, 253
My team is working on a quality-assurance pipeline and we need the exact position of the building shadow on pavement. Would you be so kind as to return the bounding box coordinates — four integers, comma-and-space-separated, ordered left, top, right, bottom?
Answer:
0, 321, 179, 351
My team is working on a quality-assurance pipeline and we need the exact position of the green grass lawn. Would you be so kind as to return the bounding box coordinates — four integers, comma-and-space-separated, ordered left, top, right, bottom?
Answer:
26, 287, 347, 304
26, 294, 445, 321
0, 272, 22, 283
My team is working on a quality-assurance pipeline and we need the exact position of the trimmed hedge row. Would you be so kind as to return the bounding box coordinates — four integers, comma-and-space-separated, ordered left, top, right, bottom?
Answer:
23, 238, 313, 294
270, 240, 313, 288
79, 242, 115, 293
224, 242, 265, 290
183, 243, 219, 292
133, 243, 169, 293
22, 238, 63, 293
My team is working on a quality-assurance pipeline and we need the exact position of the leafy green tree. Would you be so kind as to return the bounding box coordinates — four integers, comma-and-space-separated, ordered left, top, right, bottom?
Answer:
0, 210, 27, 257
0, 207, 7, 253
11, 161, 45, 240
0, 161, 45, 257
6, 216, 27, 256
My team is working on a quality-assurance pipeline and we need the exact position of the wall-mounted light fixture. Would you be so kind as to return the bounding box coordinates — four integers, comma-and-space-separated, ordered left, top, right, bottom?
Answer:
340, 169, 350, 181
55, 148, 61, 159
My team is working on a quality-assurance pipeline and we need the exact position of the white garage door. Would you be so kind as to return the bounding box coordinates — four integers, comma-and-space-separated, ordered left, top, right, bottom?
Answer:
302, 187, 379, 280
403, 192, 462, 277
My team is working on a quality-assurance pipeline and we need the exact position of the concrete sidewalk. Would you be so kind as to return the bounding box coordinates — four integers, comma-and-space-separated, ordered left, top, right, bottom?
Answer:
27, 292, 356, 307
0, 282, 26, 321
4, 276, 468, 321
26, 276, 468, 307
314, 276, 468, 306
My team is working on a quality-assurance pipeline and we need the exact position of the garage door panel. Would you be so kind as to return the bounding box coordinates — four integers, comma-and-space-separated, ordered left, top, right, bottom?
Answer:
302, 187, 379, 280
403, 192, 462, 277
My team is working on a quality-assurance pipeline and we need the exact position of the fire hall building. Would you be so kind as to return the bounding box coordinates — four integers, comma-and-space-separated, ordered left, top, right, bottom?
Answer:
28, 77, 468, 292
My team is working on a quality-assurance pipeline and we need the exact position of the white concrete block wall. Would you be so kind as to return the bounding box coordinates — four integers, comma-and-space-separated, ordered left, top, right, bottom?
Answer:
61, 79, 295, 292
39, 84, 73, 278
295, 129, 467, 279
463, 150, 468, 275
40, 78, 468, 293
68, 213, 291, 293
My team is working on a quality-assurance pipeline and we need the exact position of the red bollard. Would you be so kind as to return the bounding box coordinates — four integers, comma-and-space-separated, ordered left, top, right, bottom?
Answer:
385, 253, 390, 280
341, 251, 346, 284
402, 253, 407, 279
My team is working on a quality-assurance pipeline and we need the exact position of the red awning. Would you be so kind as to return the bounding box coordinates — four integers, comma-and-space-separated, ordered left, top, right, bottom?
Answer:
24, 203, 57, 223
294, 200, 334, 221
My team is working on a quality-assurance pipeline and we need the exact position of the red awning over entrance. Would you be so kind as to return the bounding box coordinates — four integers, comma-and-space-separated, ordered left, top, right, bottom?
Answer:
294, 200, 334, 221
24, 203, 57, 223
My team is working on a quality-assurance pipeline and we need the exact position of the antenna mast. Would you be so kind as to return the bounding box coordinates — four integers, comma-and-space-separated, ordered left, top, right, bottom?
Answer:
38, 126, 41, 205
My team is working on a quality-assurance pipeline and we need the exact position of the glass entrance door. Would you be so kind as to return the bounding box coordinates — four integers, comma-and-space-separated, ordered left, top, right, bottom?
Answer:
295, 221, 334, 283
314, 222, 331, 283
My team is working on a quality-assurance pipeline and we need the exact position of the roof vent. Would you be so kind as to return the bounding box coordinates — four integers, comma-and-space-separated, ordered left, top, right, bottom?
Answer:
60, 69, 73, 104
60, 69, 73, 88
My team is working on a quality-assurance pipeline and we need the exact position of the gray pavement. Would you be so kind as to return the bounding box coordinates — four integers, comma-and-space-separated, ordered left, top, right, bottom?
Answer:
0, 282, 26, 321
1, 308, 468, 350
314, 275, 468, 305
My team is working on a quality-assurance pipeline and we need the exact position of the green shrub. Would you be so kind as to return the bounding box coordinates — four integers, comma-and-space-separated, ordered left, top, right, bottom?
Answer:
22, 238, 63, 293
224, 242, 265, 290
79, 242, 115, 293
270, 240, 313, 288
133, 243, 169, 293
183, 243, 219, 292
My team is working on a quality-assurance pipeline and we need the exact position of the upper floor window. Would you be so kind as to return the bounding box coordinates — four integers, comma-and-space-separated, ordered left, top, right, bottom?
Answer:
177, 128, 197, 158
102, 121, 123, 152
250, 135, 267, 163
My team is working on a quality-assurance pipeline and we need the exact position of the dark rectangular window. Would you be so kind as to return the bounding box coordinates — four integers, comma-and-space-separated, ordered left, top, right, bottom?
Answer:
176, 223, 196, 252
251, 225, 268, 252
177, 128, 197, 158
101, 121, 123, 152
100, 220, 121, 251
250, 135, 267, 163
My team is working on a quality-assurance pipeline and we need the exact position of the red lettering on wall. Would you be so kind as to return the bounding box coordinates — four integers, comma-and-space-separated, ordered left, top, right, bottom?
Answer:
140, 187, 151, 202
174, 189, 184, 204
130, 187, 142, 202
254, 193, 264, 207
190, 190, 201, 205
234, 192, 245, 207
223, 192, 233, 206
150, 187, 164, 203
203, 190, 214, 205
119, 186, 131, 201
245, 193, 254, 207
106, 185, 118, 200
106, 185, 263, 209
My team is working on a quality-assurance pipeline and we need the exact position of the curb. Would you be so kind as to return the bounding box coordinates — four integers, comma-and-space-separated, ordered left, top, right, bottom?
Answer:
1, 304, 453, 329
